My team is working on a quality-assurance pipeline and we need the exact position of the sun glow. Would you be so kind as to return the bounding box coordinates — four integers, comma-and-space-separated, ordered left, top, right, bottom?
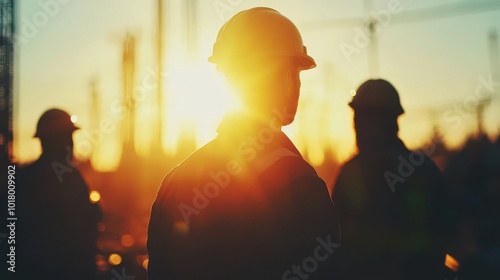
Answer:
163, 62, 238, 153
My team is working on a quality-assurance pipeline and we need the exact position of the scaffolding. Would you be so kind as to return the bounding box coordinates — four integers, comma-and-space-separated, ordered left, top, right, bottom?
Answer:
0, 0, 13, 163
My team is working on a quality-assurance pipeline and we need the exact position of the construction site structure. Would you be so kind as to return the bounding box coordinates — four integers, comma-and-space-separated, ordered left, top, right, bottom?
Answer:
0, 0, 14, 164
122, 32, 137, 151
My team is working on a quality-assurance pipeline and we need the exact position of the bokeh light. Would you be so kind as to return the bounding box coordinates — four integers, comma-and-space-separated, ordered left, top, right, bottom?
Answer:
108, 253, 122, 266
445, 254, 460, 272
121, 234, 135, 247
97, 222, 106, 232
173, 221, 190, 235
89, 190, 101, 204
142, 258, 149, 270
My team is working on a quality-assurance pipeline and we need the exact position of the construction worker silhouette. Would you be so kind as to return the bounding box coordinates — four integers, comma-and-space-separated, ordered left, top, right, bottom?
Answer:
332, 79, 452, 280
17, 109, 102, 280
148, 7, 340, 280
444, 135, 500, 278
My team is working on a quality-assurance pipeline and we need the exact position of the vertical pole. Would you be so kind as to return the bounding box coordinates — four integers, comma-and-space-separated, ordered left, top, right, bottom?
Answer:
486, 28, 500, 135
0, 0, 13, 163
489, 28, 499, 83
185, 0, 198, 61
364, 0, 379, 78
156, 0, 164, 149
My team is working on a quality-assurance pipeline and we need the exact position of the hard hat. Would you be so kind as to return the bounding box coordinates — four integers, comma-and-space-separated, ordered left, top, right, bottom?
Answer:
34, 108, 79, 138
349, 79, 404, 116
208, 7, 316, 71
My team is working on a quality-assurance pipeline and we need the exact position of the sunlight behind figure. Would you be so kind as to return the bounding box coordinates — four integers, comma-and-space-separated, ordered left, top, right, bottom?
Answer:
148, 7, 340, 280
164, 62, 237, 153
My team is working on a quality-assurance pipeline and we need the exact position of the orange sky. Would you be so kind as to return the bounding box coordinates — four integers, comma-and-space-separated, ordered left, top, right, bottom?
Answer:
14, 0, 500, 170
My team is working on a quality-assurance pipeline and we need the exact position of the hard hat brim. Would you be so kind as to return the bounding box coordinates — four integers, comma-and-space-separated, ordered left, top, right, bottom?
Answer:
33, 126, 80, 138
208, 53, 316, 71
348, 101, 405, 116
296, 53, 316, 70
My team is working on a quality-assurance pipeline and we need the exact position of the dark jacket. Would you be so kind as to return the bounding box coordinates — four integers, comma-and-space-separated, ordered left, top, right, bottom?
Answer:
17, 154, 102, 280
148, 114, 340, 280
332, 138, 449, 280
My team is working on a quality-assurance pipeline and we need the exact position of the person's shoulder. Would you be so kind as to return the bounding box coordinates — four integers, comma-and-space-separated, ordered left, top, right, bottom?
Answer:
178, 139, 220, 168
407, 148, 442, 174
401, 149, 445, 192
19, 158, 41, 172
333, 155, 359, 185
17, 159, 44, 183
258, 148, 320, 189
155, 140, 219, 192
343, 154, 360, 166
338, 154, 362, 175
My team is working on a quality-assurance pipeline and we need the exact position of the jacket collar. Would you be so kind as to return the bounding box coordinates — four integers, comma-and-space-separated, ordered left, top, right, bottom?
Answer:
216, 112, 302, 157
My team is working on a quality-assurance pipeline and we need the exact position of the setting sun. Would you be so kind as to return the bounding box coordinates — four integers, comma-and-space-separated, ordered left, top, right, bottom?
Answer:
162, 62, 238, 153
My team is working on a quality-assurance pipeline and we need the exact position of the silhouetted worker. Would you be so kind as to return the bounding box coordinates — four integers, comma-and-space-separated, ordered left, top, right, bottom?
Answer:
332, 79, 452, 280
17, 108, 102, 280
444, 135, 500, 278
148, 7, 340, 280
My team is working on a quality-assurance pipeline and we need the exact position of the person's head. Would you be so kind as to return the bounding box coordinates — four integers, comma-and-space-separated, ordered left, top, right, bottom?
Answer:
208, 7, 315, 126
34, 108, 79, 158
349, 79, 404, 151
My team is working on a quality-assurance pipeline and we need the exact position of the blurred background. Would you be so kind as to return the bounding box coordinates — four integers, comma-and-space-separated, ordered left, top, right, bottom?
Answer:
1, 0, 499, 278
